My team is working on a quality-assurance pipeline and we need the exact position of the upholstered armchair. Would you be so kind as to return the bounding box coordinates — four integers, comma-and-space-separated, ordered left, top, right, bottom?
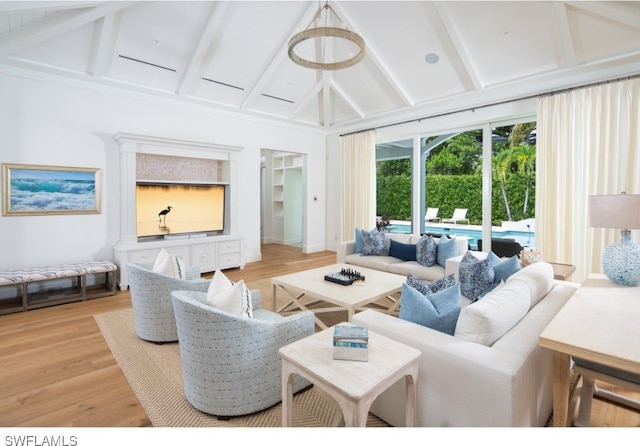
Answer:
126, 262, 210, 343
170, 289, 315, 417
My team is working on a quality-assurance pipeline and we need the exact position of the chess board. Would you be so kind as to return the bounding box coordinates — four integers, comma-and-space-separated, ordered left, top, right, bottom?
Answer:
324, 268, 365, 286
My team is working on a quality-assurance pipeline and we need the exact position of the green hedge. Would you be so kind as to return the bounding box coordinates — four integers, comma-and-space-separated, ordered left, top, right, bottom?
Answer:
376, 173, 535, 225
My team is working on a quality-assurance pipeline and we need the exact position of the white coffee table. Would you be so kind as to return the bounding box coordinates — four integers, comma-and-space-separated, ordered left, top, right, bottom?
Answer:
279, 323, 421, 427
271, 263, 405, 329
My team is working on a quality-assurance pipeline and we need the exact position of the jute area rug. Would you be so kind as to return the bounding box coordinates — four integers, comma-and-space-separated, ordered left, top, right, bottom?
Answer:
95, 278, 389, 427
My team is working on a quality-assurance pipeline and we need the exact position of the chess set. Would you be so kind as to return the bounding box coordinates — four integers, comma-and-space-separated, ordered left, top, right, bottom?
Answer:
324, 268, 366, 286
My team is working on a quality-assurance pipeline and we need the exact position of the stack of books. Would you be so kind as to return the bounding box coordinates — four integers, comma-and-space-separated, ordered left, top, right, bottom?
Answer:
332, 325, 369, 362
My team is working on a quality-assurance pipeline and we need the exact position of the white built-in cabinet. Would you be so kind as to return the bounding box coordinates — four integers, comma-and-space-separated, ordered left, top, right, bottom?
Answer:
112, 133, 245, 290
271, 153, 303, 246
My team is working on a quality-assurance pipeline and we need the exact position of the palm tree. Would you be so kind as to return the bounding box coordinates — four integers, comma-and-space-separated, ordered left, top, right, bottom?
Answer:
492, 151, 513, 221
513, 145, 536, 219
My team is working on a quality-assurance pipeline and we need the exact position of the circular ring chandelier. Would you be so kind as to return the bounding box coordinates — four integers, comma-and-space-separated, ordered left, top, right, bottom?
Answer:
288, 3, 366, 71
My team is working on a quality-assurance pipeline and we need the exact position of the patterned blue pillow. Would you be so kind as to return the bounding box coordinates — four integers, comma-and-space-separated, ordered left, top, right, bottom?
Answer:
436, 236, 458, 267
406, 273, 431, 296
399, 282, 461, 335
361, 229, 386, 256
459, 251, 495, 302
429, 274, 457, 293
416, 235, 437, 267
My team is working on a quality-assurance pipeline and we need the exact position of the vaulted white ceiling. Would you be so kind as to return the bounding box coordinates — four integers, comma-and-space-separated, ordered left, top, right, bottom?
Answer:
2, 1, 640, 134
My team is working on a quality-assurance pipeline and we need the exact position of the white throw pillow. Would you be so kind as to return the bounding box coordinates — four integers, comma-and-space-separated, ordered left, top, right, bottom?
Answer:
206, 270, 252, 318
454, 280, 530, 346
152, 248, 186, 279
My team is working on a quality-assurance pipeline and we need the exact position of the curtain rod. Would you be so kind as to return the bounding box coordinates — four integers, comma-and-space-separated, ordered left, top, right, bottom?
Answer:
339, 73, 640, 138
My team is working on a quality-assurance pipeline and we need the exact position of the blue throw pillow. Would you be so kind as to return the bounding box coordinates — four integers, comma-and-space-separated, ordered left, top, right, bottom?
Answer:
389, 239, 417, 261
493, 255, 521, 283
416, 235, 437, 267
487, 251, 502, 267
436, 236, 458, 267
399, 282, 461, 335
459, 251, 495, 302
361, 229, 386, 256
355, 228, 364, 253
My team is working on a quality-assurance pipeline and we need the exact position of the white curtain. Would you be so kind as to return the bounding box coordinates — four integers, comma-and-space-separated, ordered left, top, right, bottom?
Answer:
340, 130, 376, 242
537, 78, 640, 284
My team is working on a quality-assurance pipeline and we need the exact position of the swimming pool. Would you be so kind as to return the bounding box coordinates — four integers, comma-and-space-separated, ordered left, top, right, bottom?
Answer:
386, 222, 536, 251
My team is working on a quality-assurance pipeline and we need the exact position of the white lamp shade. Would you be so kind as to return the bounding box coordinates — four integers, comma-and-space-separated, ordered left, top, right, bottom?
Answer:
589, 194, 640, 229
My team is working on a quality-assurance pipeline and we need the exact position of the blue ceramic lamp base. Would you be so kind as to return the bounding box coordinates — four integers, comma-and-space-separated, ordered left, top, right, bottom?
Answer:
602, 230, 640, 286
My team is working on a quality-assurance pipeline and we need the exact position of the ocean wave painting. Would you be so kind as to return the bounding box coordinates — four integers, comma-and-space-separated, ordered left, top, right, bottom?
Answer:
4, 165, 100, 215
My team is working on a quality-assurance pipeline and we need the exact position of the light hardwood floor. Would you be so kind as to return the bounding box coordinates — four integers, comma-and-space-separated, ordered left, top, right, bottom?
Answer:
0, 244, 638, 427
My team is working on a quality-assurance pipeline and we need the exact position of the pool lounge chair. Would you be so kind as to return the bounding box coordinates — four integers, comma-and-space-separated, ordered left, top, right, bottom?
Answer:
425, 207, 440, 222
442, 208, 469, 224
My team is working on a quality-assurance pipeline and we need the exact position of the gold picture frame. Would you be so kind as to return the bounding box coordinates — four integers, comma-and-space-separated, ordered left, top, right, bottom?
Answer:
2, 163, 101, 216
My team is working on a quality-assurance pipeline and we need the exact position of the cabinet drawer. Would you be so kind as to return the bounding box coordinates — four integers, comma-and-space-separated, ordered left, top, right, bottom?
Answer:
127, 246, 190, 265
127, 248, 161, 264
218, 240, 241, 254
217, 253, 241, 269
191, 243, 217, 272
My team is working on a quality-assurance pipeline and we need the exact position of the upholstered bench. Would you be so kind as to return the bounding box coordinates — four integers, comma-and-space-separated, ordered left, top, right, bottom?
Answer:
0, 261, 117, 315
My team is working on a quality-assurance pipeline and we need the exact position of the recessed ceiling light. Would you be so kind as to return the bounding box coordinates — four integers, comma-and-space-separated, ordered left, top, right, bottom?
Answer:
153, 38, 161, 44
501, 29, 510, 37
425, 53, 439, 64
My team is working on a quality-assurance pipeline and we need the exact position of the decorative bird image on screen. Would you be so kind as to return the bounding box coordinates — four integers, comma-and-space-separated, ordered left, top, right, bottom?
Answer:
135, 183, 225, 239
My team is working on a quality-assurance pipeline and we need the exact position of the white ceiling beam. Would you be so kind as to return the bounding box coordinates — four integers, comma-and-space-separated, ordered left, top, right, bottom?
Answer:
0, 2, 104, 13
552, 2, 578, 68
0, 1, 136, 57
322, 72, 331, 128
431, 1, 483, 91
567, 1, 640, 31
290, 79, 322, 120
330, 78, 365, 119
176, 1, 230, 96
241, 2, 319, 110
87, 12, 118, 77
331, 1, 413, 107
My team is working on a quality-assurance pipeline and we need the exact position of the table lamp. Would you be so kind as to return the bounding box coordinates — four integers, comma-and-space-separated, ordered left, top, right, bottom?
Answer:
589, 192, 640, 286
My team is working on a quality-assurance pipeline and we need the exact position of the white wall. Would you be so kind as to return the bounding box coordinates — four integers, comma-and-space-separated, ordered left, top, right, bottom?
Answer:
0, 72, 326, 270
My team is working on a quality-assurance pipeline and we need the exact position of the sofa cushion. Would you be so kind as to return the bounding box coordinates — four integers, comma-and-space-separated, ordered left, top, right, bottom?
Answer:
362, 229, 386, 256
459, 251, 495, 302
388, 239, 417, 261
345, 253, 403, 272
506, 261, 554, 309
399, 282, 461, 335
388, 261, 446, 282
416, 235, 437, 267
454, 279, 530, 346
436, 236, 459, 267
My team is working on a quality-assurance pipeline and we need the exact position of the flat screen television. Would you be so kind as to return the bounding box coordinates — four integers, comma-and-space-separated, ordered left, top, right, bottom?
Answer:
136, 182, 226, 239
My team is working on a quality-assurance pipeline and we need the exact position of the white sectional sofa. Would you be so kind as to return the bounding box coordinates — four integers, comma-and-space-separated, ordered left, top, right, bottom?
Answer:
336, 232, 469, 282
351, 261, 579, 427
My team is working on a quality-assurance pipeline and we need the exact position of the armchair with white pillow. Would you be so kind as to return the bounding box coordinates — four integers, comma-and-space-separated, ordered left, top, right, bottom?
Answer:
170, 270, 315, 417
